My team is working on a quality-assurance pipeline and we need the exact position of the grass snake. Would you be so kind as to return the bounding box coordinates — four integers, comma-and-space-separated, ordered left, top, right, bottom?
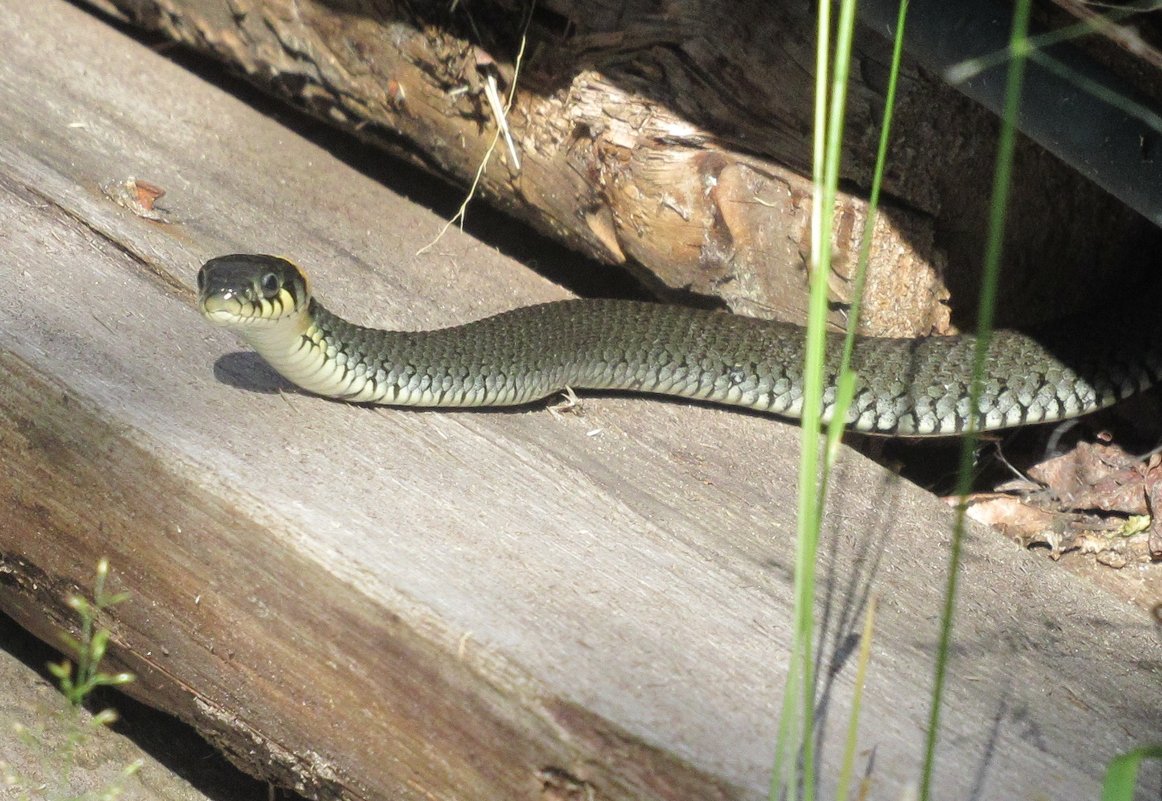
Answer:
197, 254, 1162, 436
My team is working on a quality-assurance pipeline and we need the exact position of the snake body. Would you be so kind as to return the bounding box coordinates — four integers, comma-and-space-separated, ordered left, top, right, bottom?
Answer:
197, 254, 1162, 436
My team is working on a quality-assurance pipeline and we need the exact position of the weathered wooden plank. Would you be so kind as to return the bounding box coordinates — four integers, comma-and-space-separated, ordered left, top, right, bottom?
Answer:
0, 3, 1159, 801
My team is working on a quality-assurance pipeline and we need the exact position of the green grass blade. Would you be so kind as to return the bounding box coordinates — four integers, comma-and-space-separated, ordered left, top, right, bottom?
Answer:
823, 0, 910, 472
781, 0, 860, 798
919, 2, 1032, 798
774, 0, 834, 793
945, 2, 1162, 85
1025, 49, 1162, 132
835, 595, 877, 801
1102, 745, 1162, 801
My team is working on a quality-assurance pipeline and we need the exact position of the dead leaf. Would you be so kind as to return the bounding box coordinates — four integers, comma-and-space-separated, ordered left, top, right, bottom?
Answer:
958, 440, 1159, 564
100, 176, 168, 222
1027, 441, 1148, 513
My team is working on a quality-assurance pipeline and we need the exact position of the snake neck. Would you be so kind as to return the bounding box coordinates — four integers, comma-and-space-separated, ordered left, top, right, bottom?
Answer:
237, 299, 338, 395
239, 299, 427, 404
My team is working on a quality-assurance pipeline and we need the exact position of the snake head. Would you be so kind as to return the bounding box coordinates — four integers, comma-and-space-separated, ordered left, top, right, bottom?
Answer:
197, 254, 311, 330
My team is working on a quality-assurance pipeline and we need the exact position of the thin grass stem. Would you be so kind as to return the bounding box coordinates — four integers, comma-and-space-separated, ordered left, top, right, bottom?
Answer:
835, 595, 877, 801
781, 0, 858, 797
919, 2, 1032, 798
775, 0, 834, 792
945, 1, 1162, 85
823, 0, 909, 472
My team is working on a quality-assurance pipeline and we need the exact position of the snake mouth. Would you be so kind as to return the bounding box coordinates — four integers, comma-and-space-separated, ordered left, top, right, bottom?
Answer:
198, 291, 298, 328
197, 254, 311, 330
198, 292, 248, 326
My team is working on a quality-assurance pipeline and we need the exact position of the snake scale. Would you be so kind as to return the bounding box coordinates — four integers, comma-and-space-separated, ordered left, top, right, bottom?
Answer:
197, 254, 1162, 436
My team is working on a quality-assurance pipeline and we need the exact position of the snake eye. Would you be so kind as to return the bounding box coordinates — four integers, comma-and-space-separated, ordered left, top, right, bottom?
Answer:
260, 272, 280, 298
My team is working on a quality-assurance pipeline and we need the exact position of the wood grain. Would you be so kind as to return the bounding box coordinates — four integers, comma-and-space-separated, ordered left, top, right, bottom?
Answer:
0, 3, 1159, 800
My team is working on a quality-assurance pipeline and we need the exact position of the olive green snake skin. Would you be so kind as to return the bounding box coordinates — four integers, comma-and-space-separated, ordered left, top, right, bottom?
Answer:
197, 254, 1162, 436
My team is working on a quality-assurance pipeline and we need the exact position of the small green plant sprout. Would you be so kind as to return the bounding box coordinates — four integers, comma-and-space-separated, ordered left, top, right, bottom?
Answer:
47, 558, 135, 710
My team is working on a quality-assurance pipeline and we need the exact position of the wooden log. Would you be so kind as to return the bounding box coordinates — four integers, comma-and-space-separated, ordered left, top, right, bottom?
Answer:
85, 0, 1159, 336
2, 3, 1160, 800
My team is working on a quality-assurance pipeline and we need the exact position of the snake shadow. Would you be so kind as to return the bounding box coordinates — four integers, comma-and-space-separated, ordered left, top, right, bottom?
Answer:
213, 352, 298, 396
